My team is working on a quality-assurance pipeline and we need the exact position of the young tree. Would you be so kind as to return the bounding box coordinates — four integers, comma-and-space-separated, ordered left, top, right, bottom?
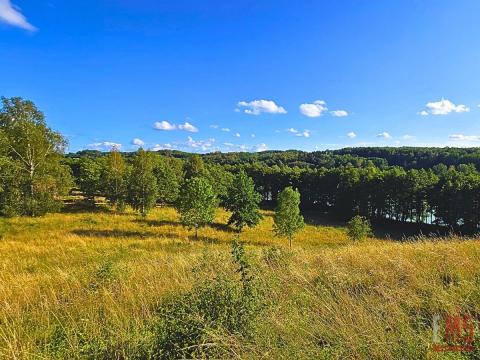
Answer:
101, 148, 127, 211
0, 97, 72, 216
127, 149, 158, 217
273, 187, 305, 248
183, 154, 207, 179
346, 215, 373, 242
154, 156, 181, 204
175, 177, 217, 238
78, 158, 103, 203
224, 170, 262, 232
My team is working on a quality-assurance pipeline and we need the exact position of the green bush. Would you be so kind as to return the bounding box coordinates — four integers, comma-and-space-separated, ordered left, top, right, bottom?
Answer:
151, 240, 263, 359
346, 215, 373, 242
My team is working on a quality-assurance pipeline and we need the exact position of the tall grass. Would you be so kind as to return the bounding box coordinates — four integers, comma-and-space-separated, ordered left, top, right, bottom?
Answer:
0, 207, 479, 359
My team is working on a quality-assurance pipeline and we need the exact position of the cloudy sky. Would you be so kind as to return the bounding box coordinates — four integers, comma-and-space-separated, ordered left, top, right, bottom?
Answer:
1, 0, 480, 153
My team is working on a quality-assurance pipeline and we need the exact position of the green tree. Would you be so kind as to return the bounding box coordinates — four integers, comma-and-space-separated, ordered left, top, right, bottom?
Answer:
127, 149, 158, 216
78, 158, 103, 203
224, 170, 262, 232
101, 148, 127, 211
176, 177, 217, 238
346, 215, 373, 242
0, 97, 72, 216
154, 156, 181, 204
183, 154, 206, 179
273, 187, 305, 248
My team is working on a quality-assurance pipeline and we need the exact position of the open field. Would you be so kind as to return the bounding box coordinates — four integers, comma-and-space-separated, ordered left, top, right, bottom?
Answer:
1, 206, 480, 359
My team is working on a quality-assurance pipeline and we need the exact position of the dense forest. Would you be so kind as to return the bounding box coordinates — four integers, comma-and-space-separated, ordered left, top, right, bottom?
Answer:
2, 97, 480, 233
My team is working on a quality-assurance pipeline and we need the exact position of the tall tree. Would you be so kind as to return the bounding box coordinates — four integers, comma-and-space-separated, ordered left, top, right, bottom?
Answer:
175, 177, 217, 238
273, 187, 305, 248
78, 158, 103, 203
224, 170, 262, 232
183, 154, 207, 179
154, 156, 181, 204
0, 97, 72, 216
102, 148, 127, 211
127, 149, 158, 216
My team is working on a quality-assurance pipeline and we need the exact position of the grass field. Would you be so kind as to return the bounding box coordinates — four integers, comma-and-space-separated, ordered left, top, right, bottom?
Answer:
1, 206, 480, 359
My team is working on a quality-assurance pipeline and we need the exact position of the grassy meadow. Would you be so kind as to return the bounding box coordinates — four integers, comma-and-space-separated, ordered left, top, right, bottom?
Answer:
1, 205, 480, 359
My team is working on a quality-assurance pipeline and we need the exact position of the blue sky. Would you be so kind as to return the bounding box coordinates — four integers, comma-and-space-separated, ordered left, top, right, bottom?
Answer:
1, 0, 480, 153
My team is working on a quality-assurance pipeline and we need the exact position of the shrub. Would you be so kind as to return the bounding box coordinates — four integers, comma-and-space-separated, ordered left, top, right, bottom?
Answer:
151, 240, 263, 359
346, 215, 373, 242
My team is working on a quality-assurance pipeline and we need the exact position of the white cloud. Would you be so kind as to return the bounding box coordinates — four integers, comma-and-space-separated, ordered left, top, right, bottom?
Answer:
347, 131, 357, 139
209, 124, 219, 129
402, 134, 414, 140
299, 100, 328, 117
0, 0, 37, 31
237, 100, 287, 115
234, 132, 240, 137
376, 132, 392, 139
449, 134, 480, 141
296, 130, 311, 138
331, 110, 349, 117
251, 134, 256, 138
131, 138, 145, 147
151, 143, 173, 151
287, 128, 299, 133
255, 143, 268, 152
223, 142, 234, 147
87, 141, 122, 151
153, 121, 176, 131
186, 136, 215, 151
178, 122, 199, 133
221, 128, 230, 132
419, 98, 470, 116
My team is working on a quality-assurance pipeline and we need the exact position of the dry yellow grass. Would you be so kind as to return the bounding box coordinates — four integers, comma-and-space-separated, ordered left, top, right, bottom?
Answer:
0, 206, 479, 359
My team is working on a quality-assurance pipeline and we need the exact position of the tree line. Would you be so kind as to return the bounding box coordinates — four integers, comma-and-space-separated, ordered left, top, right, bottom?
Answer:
2, 97, 480, 234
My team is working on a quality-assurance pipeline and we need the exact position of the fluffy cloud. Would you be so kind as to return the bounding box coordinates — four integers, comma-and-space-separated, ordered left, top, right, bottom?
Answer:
234, 132, 240, 137
153, 121, 176, 131
131, 138, 145, 146
154, 121, 198, 132
186, 136, 215, 150
449, 134, 480, 141
237, 100, 287, 115
331, 110, 349, 117
296, 130, 311, 138
287, 128, 299, 133
376, 132, 392, 139
178, 122, 199, 133
255, 143, 268, 152
0, 0, 37, 31
151, 143, 173, 151
347, 132, 357, 139
221, 128, 230, 132
87, 141, 122, 150
419, 98, 470, 116
299, 100, 328, 117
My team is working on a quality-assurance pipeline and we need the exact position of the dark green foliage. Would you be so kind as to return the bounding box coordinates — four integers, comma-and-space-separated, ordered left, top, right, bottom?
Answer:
183, 154, 206, 179
0, 97, 72, 216
78, 158, 103, 203
151, 240, 262, 359
346, 215, 373, 242
175, 177, 217, 238
127, 149, 158, 217
273, 187, 305, 247
154, 156, 182, 204
224, 170, 262, 232
101, 149, 127, 211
